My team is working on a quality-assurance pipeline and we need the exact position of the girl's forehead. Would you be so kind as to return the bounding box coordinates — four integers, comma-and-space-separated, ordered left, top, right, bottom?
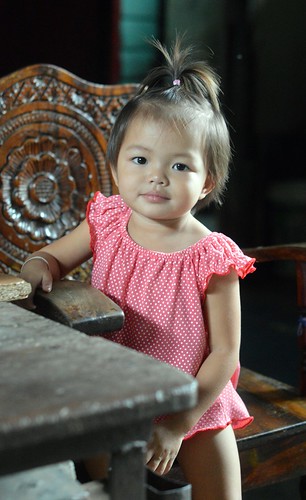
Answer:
122, 113, 207, 156
127, 111, 206, 141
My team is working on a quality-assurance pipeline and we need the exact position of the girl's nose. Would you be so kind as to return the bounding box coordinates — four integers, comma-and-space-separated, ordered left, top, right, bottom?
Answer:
148, 167, 168, 185
149, 175, 166, 185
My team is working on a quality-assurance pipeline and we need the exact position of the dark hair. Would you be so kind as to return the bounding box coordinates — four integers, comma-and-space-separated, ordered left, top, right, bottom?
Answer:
107, 38, 231, 208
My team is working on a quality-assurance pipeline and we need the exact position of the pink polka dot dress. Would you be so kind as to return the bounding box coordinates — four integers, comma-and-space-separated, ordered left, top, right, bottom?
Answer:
87, 193, 255, 439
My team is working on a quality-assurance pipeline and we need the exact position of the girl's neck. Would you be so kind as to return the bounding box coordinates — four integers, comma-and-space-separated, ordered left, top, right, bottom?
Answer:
127, 211, 211, 253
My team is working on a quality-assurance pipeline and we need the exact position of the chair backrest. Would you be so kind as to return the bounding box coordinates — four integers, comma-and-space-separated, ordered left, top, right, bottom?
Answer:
0, 64, 138, 280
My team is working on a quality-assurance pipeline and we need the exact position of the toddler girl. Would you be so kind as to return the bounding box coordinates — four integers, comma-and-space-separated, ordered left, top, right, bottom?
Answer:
20, 38, 255, 500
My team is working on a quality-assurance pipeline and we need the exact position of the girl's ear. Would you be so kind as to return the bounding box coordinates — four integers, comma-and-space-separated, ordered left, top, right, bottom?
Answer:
198, 173, 215, 200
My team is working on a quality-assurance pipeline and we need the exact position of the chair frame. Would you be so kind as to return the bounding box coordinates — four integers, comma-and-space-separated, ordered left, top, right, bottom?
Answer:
236, 243, 306, 495
0, 64, 137, 278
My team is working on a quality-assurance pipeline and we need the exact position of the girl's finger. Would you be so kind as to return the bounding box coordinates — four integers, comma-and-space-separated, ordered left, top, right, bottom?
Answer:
145, 449, 155, 464
41, 272, 53, 293
155, 457, 173, 476
146, 454, 163, 472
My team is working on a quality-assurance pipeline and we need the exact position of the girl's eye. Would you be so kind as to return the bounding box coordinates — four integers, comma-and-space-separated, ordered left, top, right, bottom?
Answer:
173, 163, 189, 171
132, 157, 147, 165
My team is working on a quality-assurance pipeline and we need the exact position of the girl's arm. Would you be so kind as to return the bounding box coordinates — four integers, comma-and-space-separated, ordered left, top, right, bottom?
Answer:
177, 267, 241, 430
20, 219, 92, 308
146, 268, 241, 474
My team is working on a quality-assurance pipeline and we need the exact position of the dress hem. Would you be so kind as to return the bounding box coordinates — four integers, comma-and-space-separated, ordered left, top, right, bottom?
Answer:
183, 415, 254, 441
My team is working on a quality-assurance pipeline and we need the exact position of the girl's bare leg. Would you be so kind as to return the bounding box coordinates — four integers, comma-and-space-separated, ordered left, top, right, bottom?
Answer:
178, 425, 242, 500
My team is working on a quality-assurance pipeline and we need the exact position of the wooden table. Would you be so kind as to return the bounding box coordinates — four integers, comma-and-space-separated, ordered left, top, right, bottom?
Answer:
0, 302, 197, 499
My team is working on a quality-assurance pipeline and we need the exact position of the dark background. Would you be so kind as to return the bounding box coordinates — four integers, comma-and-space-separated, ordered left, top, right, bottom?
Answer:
1, 1, 119, 83
1, 0, 305, 250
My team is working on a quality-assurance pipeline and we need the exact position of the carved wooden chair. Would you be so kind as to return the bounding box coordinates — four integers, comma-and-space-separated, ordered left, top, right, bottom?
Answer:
1, 65, 306, 497
0, 64, 137, 280
0, 64, 137, 332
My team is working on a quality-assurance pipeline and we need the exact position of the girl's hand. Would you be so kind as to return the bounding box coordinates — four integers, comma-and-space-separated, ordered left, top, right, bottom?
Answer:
19, 260, 53, 310
145, 419, 186, 476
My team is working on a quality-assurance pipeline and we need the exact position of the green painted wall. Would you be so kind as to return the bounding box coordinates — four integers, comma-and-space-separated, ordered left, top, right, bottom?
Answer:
119, 0, 162, 82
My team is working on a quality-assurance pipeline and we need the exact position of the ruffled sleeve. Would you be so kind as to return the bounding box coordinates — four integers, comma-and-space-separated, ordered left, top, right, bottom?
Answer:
86, 192, 130, 255
201, 233, 256, 289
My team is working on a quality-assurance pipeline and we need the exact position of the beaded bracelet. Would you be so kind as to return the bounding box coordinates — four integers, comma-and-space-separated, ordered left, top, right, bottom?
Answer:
21, 256, 50, 272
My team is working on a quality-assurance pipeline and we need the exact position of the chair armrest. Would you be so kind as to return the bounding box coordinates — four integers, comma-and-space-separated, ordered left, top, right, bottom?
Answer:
35, 280, 124, 335
243, 243, 306, 262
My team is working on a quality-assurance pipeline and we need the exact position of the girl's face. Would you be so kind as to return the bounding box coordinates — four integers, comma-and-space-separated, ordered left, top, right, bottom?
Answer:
111, 115, 214, 222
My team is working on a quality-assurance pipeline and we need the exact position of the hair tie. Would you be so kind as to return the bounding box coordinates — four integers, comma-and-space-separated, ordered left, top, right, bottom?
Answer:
173, 79, 181, 86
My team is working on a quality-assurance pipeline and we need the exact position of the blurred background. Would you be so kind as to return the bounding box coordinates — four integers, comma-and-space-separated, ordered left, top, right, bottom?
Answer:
1, 0, 305, 248
1, 1, 305, 497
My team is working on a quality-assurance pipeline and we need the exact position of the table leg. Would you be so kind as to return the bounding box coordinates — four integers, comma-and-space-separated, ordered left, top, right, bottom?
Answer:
110, 440, 147, 500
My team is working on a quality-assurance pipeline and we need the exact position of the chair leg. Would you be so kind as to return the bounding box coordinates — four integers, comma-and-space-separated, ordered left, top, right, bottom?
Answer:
300, 475, 306, 499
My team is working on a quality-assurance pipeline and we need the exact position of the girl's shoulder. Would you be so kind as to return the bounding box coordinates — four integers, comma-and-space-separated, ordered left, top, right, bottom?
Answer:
86, 192, 130, 226
196, 232, 256, 280
200, 231, 243, 253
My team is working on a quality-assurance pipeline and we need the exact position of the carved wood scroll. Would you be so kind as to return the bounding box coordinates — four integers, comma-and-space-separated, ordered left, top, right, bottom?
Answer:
0, 64, 137, 278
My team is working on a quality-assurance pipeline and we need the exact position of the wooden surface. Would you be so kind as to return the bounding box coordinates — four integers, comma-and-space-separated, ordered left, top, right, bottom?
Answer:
0, 301, 197, 478
35, 280, 124, 334
237, 367, 306, 490
244, 242, 306, 262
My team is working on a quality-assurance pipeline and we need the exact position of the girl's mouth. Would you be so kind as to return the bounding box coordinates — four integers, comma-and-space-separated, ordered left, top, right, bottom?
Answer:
142, 192, 169, 203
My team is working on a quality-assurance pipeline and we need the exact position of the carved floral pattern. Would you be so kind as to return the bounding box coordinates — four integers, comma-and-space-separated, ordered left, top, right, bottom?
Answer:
0, 75, 136, 140
1, 136, 85, 241
0, 67, 137, 276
